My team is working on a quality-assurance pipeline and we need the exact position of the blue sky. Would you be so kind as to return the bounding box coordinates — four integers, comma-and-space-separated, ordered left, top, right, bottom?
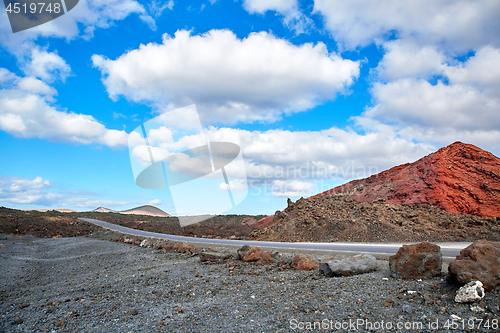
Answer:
0, 0, 499, 215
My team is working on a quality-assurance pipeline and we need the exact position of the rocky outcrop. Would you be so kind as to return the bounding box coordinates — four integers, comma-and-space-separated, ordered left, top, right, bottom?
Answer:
448, 240, 500, 291
455, 281, 485, 303
389, 242, 442, 280
249, 194, 500, 243
312, 142, 500, 218
291, 255, 319, 271
251, 142, 500, 243
320, 254, 377, 277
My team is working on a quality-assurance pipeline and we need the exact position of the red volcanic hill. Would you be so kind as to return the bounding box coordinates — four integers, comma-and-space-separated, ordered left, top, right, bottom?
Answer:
310, 142, 500, 218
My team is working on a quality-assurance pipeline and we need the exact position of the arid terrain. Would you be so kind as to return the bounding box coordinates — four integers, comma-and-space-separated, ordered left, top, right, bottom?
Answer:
2, 231, 499, 333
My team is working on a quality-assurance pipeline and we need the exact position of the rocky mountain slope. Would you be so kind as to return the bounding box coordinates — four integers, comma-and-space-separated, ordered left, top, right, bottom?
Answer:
311, 142, 500, 218
250, 142, 500, 243
249, 195, 500, 243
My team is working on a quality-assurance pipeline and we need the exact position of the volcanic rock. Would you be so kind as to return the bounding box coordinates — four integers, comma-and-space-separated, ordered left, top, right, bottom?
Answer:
454, 281, 485, 303
291, 255, 319, 271
200, 252, 231, 264
321, 254, 377, 277
257, 251, 275, 265
242, 246, 264, 262
389, 242, 442, 280
448, 240, 500, 291
173, 242, 199, 254
139, 239, 155, 248
237, 245, 250, 260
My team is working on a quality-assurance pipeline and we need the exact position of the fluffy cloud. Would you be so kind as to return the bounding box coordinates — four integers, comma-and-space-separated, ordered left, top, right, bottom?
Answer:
0, 175, 162, 208
92, 29, 360, 125
0, 69, 129, 147
271, 179, 314, 197
200, 126, 433, 183
362, 46, 500, 152
376, 41, 447, 81
313, 0, 500, 51
0, 0, 156, 41
22, 48, 72, 82
0, 176, 61, 205
243, 0, 312, 33
311, 0, 500, 154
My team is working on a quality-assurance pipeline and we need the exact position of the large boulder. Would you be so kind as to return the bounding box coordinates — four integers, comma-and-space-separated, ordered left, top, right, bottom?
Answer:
291, 255, 319, 271
320, 254, 377, 277
200, 251, 231, 264
242, 246, 264, 261
389, 242, 442, 279
448, 240, 500, 291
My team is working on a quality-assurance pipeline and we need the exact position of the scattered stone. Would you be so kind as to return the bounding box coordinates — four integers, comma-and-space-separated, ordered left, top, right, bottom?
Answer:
448, 240, 500, 291
384, 299, 394, 307
242, 246, 264, 262
321, 254, 377, 277
450, 314, 461, 321
470, 306, 485, 312
177, 309, 184, 313
11, 316, 23, 325
55, 320, 65, 327
173, 242, 200, 254
237, 245, 250, 260
200, 251, 231, 264
129, 309, 139, 315
402, 305, 412, 313
389, 242, 442, 279
291, 255, 319, 271
455, 280, 485, 303
139, 238, 155, 248
156, 241, 174, 251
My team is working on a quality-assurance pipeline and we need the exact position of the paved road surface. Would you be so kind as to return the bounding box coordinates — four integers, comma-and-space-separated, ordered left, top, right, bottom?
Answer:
79, 217, 469, 258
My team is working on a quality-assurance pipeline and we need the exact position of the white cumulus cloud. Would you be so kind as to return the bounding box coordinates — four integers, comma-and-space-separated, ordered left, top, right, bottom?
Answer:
0, 69, 129, 147
313, 0, 500, 51
92, 29, 360, 125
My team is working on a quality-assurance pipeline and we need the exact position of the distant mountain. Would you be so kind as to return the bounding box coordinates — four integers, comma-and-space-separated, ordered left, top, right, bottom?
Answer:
120, 205, 171, 217
90, 205, 171, 217
92, 207, 118, 213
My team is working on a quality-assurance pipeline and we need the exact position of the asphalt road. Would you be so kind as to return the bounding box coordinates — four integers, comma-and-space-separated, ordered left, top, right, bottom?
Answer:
79, 217, 469, 258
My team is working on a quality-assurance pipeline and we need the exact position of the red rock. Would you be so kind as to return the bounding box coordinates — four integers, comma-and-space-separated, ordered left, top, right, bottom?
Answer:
242, 246, 264, 261
253, 215, 275, 229
448, 240, 500, 291
173, 242, 199, 254
257, 251, 275, 265
291, 254, 319, 271
389, 242, 442, 279
312, 142, 500, 218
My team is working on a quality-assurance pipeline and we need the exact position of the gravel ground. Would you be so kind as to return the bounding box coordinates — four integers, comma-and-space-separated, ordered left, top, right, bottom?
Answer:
1, 232, 499, 333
